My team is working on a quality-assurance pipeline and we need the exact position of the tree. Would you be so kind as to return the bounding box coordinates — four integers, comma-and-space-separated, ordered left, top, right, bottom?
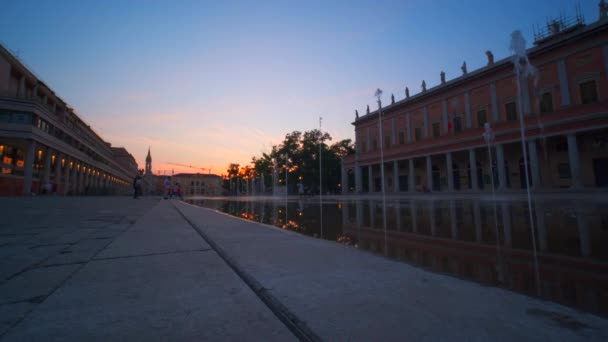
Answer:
223, 130, 355, 195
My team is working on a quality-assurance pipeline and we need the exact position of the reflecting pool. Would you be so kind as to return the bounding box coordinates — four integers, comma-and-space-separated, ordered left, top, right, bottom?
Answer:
186, 196, 608, 316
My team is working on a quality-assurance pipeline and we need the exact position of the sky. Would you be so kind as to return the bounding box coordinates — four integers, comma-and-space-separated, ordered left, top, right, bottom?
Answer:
0, 0, 599, 175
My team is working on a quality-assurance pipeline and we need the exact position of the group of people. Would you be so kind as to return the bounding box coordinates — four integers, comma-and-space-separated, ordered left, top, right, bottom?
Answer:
132, 174, 182, 199
163, 176, 182, 199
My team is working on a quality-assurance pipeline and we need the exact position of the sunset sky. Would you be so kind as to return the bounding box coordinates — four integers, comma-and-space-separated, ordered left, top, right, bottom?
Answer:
0, 0, 597, 175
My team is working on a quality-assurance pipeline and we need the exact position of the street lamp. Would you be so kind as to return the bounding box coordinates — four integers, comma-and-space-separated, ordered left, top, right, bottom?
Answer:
375, 88, 388, 256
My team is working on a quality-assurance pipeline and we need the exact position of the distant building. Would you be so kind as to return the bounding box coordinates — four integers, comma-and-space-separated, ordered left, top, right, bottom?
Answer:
172, 173, 222, 196
342, 6, 608, 193
0, 43, 137, 195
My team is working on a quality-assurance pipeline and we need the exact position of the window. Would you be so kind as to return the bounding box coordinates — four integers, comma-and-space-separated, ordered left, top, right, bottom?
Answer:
558, 163, 571, 179
580, 80, 598, 104
432, 122, 440, 138
385, 135, 390, 148
414, 127, 421, 141
540, 92, 554, 113
398, 131, 405, 145
477, 110, 487, 128
505, 102, 517, 121
361, 142, 367, 153
453, 116, 462, 132
372, 139, 378, 150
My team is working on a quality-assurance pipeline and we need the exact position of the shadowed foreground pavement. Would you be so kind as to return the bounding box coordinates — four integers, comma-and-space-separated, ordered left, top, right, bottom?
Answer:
0, 197, 607, 341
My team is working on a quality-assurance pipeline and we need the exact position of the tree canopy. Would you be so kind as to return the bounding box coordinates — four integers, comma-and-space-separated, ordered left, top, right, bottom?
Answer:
223, 129, 354, 194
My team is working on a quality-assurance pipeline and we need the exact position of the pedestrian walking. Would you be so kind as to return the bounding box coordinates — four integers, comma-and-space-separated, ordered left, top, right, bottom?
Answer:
133, 173, 142, 199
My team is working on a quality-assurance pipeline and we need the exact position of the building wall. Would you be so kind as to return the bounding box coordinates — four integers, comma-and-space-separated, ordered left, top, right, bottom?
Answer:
0, 43, 137, 195
347, 19, 608, 191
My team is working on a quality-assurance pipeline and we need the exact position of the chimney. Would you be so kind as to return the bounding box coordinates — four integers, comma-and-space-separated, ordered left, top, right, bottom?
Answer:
440, 71, 446, 84
600, 0, 608, 21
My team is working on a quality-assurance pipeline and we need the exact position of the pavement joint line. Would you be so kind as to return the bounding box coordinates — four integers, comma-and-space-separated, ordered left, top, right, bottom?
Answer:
0, 207, 151, 340
92, 248, 214, 261
36, 261, 88, 268
172, 201, 322, 342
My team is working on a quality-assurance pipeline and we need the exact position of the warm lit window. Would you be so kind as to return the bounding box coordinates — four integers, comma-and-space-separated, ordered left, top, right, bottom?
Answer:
477, 110, 487, 127
505, 102, 517, 121
540, 92, 554, 113
580, 80, 598, 104
398, 131, 405, 145
432, 122, 440, 138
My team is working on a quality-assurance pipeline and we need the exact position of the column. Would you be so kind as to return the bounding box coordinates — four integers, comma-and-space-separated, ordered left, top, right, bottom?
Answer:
368, 165, 373, 192
393, 160, 399, 192
528, 140, 541, 189
473, 200, 482, 242
535, 201, 547, 252
22, 140, 36, 195
567, 134, 582, 188
42, 148, 52, 188
429, 201, 436, 236
342, 201, 349, 226
501, 202, 512, 247
576, 203, 591, 257
426, 156, 432, 191
449, 200, 458, 239
496, 144, 507, 190
469, 149, 478, 191
54, 153, 62, 193
446, 152, 454, 192
408, 159, 415, 192
411, 200, 418, 233
395, 200, 402, 232
72, 165, 79, 195
355, 199, 363, 227
64, 158, 71, 195
355, 163, 362, 193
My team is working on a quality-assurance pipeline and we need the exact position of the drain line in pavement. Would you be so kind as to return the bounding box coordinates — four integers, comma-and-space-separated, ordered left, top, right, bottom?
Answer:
173, 203, 322, 342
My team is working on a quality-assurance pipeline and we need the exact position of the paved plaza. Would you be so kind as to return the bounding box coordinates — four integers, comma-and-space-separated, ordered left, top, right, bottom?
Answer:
0, 196, 607, 341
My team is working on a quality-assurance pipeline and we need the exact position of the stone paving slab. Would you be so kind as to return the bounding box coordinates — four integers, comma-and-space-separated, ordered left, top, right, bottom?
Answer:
0, 197, 295, 341
95, 200, 211, 259
2, 251, 293, 342
176, 201, 608, 341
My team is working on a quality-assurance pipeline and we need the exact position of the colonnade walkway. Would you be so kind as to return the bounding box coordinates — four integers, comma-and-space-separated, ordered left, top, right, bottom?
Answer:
1, 197, 607, 341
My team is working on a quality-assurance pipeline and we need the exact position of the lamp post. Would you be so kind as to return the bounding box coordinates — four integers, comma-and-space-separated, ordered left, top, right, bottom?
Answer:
375, 88, 388, 256
319, 116, 323, 239
283, 153, 288, 196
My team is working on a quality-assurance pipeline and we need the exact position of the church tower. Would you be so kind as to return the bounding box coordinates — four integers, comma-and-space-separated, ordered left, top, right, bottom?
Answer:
145, 147, 152, 175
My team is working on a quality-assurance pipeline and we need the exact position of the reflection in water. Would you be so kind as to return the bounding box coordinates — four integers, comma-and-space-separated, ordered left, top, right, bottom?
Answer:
186, 197, 608, 316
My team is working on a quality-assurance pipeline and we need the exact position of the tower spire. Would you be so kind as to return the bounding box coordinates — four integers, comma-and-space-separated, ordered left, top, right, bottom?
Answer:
145, 147, 152, 175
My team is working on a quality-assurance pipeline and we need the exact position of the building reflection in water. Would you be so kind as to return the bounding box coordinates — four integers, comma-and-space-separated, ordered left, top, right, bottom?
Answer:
186, 197, 608, 316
